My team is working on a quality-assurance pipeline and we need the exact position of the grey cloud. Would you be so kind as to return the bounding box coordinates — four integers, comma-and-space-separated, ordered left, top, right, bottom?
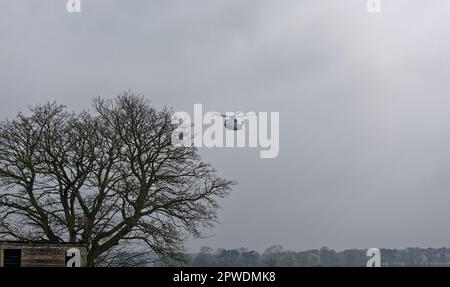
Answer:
1, 0, 450, 252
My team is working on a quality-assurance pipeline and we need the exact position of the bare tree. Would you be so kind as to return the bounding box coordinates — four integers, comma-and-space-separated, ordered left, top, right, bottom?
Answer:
0, 92, 233, 266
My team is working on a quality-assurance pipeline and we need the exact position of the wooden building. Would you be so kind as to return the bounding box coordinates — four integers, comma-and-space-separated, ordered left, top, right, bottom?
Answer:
0, 241, 87, 267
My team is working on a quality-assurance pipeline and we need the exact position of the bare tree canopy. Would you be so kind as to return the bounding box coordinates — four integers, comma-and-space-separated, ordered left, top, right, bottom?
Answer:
0, 92, 233, 266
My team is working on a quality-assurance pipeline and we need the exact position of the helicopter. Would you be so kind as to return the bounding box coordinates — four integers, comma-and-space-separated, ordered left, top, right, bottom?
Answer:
207, 111, 258, 131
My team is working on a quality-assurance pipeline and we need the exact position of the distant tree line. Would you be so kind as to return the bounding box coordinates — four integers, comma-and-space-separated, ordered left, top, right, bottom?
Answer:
155, 246, 450, 267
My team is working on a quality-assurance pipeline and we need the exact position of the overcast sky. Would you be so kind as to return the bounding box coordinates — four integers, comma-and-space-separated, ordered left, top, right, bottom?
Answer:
1, 0, 450, 253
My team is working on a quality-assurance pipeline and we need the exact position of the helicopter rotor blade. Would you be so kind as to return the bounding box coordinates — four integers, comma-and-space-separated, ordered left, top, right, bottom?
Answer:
207, 111, 258, 119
